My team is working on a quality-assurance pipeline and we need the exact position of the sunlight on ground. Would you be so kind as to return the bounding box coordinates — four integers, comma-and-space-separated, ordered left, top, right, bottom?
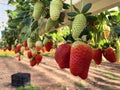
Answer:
0, 50, 15, 56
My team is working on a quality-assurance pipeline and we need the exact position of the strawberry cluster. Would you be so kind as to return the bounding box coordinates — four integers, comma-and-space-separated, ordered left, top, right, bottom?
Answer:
55, 41, 117, 80
7, 36, 53, 67
55, 41, 92, 79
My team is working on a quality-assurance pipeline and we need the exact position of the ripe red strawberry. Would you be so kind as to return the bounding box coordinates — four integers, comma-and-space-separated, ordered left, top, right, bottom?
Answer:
17, 55, 21, 61
25, 47, 29, 51
103, 47, 116, 63
14, 48, 19, 54
92, 48, 102, 65
89, 21, 97, 26
30, 59, 36, 67
36, 46, 41, 52
45, 40, 53, 52
55, 43, 71, 69
17, 44, 22, 52
35, 54, 42, 65
70, 41, 92, 79
27, 50, 32, 58
8, 46, 11, 51
23, 41, 27, 47
3, 48, 7, 51
41, 47, 46, 53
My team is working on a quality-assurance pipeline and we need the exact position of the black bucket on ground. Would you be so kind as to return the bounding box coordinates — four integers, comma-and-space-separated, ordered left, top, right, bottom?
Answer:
11, 72, 30, 87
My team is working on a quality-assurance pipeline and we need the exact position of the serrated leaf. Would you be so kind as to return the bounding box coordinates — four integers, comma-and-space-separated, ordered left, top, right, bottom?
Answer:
67, 12, 77, 17
72, 5, 80, 13
82, 3, 92, 13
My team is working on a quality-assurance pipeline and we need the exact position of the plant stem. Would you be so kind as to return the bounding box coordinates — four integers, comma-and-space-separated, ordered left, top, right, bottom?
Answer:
69, 0, 73, 34
80, 0, 84, 11
70, 0, 72, 12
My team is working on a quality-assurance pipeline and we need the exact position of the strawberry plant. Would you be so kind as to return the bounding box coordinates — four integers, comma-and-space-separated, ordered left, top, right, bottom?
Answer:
0, 0, 120, 80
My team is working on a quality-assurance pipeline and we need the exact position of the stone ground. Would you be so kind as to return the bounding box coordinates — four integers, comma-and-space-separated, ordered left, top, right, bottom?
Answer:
0, 56, 120, 90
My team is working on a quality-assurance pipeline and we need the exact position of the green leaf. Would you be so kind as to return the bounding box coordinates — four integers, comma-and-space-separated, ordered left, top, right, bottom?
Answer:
49, 30, 57, 34
87, 16, 97, 22
16, 86, 24, 90
42, 0, 51, 6
81, 3, 92, 13
63, 3, 70, 9
16, 0, 23, 3
85, 12, 92, 16
68, 18, 74, 21
63, 34, 74, 43
31, 21, 38, 31
72, 5, 80, 13
118, 13, 120, 21
67, 12, 77, 17
8, 0, 16, 5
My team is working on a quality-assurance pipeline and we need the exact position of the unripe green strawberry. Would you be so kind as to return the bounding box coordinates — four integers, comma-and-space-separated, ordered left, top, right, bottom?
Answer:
11, 45, 15, 50
70, 41, 92, 79
115, 40, 120, 62
72, 14, 86, 40
43, 37, 49, 45
27, 38, 33, 48
116, 49, 120, 62
35, 40, 43, 47
35, 40, 43, 52
20, 46, 25, 53
45, 18, 58, 31
15, 39, 18, 45
28, 42, 33, 48
50, 0, 63, 21
31, 48, 37, 57
103, 24, 110, 38
32, 1, 44, 21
